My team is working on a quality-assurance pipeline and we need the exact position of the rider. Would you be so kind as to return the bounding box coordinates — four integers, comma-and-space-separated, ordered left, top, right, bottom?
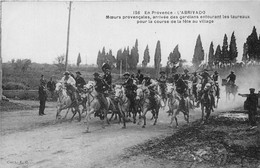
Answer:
122, 72, 137, 110
60, 71, 78, 104
93, 72, 109, 112
226, 71, 236, 86
200, 83, 216, 112
143, 76, 158, 108
191, 72, 200, 101
136, 69, 144, 84
174, 74, 188, 111
75, 71, 86, 90
182, 69, 190, 81
158, 71, 167, 100
197, 69, 213, 107
212, 71, 220, 99
103, 68, 112, 91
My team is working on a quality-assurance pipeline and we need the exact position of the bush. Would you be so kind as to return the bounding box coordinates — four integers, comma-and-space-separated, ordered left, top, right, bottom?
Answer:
3, 82, 29, 90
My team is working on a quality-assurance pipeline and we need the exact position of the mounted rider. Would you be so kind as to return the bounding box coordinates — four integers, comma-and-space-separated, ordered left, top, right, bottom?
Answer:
191, 72, 201, 101
226, 71, 236, 86
143, 76, 158, 108
174, 73, 189, 111
93, 72, 109, 111
102, 62, 112, 91
182, 69, 190, 81
212, 71, 220, 99
157, 71, 167, 100
60, 71, 78, 104
136, 69, 144, 84
75, 71, 86, 90
122, 72, 137, 110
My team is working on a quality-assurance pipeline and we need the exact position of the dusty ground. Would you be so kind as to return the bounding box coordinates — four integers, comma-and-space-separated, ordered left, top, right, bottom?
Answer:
0, 98, 259, 168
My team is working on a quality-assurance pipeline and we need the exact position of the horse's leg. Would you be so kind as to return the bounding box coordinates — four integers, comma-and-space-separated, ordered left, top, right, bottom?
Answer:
173, 109, 180, 128
142, 107, 148, 128
63, 108, 70, 120
56, 106, 63, 121
77, 106, 81, 122
153, 106, 160, 125
84, 109, 95, 133
109, 112, 114, 122
201, 104, 205, 124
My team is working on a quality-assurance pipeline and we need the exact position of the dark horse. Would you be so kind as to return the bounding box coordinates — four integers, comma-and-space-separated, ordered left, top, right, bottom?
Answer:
222, 79, 238, 101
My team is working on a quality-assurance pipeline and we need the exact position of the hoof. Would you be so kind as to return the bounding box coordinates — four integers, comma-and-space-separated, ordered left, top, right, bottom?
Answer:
142, 125, 145, 128
133, 121, 136, 124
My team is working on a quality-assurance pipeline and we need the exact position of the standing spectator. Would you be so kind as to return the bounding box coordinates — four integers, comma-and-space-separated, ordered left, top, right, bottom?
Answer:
47, 77, 56, 100
38, 81, 47, 116
239, 88, 260, 129
40, 75, 46, 86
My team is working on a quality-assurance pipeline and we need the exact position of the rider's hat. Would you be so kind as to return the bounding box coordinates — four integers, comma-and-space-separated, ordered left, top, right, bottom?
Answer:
144, 76, 150, 80
93, 72, 100, 77
214, 71, 218, 74
184, 69, 189, 73
76, 71, 81, 75
64, 71, 70, 75
160, 71, 166, 74
193, 72, 197, 75
205, 83, 211, 89
123, 72, 130, 76
231, 71, 234, 73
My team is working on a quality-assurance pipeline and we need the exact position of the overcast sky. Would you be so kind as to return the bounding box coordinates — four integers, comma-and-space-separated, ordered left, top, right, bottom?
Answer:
2, 1, 260, 66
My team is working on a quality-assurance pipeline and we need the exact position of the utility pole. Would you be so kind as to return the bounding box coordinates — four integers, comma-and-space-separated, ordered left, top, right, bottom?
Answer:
0, 1, 2, 100
65, 1, 72, 71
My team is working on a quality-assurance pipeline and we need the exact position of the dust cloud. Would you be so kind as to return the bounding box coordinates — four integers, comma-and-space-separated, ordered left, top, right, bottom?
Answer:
216, 66, 260, 112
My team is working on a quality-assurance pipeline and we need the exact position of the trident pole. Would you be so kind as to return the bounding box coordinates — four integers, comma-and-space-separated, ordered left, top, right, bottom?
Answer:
65, 1, 72, 71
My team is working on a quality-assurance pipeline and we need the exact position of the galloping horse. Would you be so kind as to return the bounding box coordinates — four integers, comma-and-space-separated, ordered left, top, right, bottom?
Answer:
158, 82, 167, 108
166, 83, 190, 128
224, 81, 238, 101
199, 83, 215, 124
84, 81, 113, 133
136, 85, 162, 128
55, 82, 81, 121
114, 85, 131, 128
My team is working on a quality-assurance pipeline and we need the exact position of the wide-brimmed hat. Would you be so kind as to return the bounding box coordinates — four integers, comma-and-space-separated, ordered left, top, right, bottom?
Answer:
123, 72, 130, 76
76, 71, 81, 75
64, 71, 70, 75
143, 76, 150, 80
231, 71, 234, 73
93, 72, 100, 77
214, 71, 218, 74
184, 69, 189, 73
160, 71, 166, 74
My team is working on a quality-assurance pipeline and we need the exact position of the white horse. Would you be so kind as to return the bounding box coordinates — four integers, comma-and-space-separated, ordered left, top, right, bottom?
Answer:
55, 82, 81, 122
84, 81, 115, 133
166, 83, 190, 128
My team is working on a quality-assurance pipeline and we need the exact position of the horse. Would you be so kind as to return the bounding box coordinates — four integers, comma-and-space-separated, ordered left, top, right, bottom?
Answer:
199, 83, 216, 124
136, 85, 162, 128
83, 81, 114, 133
166, 83, 190, 128
55, 82, 81, 122
225, 83, 238, 101
113, 85, 131, 128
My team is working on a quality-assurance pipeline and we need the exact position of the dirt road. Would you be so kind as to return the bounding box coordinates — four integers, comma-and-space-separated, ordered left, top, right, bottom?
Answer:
0, 99, 240, 168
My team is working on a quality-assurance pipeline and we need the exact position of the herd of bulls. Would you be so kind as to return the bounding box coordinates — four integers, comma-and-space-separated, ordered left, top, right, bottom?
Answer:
54, 80, 233, 133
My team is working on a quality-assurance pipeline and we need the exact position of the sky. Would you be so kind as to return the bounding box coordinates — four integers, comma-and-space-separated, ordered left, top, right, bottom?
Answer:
2, 1, 260, 66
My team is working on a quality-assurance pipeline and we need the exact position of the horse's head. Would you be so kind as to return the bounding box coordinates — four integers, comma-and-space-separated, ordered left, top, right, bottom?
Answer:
166, 83, 176, 96
114, 85, 124, 100
136, 85, 144, 100
84, 81, 96, 93
55, 82, 64, 92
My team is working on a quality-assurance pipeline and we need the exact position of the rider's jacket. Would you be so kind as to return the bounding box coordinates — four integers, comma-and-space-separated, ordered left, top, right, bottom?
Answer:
175, 78, 187, 95
212, 74, 219, 82
144, 79, 157, 90
60, 75, 76, 86
123, 78, 136, 91
103, 73, 112, 86
94, 77, 108, 93
227, 73, 236, 83
136, 73, 144, 84
75, 76, 86, 89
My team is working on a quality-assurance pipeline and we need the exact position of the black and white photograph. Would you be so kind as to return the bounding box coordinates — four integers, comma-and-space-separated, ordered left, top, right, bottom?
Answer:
0, 1, 260, 167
